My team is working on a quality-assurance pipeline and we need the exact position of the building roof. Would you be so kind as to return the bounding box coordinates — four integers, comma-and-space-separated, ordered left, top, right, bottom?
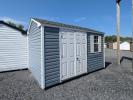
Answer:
33, 18, 104, 35
0, 21, 27, 35
121, 41, 130, 44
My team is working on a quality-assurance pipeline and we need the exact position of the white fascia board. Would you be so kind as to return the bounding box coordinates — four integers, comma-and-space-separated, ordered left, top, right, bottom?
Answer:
41, 26, 45, 89
27, 18, 41, 34
31, 18, 41, 27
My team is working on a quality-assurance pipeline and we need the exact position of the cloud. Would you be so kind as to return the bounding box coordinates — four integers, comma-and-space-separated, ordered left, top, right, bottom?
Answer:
0, 17, 27, 27
74, 17, 87, 22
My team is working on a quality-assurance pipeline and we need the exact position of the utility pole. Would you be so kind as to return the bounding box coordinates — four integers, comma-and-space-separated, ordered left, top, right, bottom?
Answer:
116, 0, 121, 65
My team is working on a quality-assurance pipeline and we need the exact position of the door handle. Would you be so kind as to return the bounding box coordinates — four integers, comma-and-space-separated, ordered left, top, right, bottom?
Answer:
76, 58, 79, 60
76, 58, 81, 63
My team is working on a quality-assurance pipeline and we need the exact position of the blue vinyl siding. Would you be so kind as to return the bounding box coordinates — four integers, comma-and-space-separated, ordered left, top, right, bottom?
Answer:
44, 26, 60, 87
87, 33, 104, 72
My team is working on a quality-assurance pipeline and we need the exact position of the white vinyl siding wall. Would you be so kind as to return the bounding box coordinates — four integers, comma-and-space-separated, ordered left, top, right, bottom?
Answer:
28, 21, 42, 86
0, 24, 28, 72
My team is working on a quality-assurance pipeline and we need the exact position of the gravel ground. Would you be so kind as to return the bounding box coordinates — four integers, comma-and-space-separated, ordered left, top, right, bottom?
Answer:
105, 49, 133, 63
0, 49, 133, 100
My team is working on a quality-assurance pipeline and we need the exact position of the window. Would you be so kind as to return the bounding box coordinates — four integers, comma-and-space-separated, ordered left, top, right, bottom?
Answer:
94, 36, 99, 52
90, 35, 102, 53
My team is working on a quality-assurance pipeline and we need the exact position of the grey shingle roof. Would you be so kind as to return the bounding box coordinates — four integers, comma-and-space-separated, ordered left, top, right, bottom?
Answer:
33, 18, 104, 35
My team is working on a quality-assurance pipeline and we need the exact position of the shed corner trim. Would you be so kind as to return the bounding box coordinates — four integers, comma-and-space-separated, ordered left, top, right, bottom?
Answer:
41, 26, 45, 89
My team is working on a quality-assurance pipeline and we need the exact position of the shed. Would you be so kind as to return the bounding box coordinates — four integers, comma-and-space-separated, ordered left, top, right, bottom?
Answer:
120, 41, 130, 51
0, 21, 28, 72
28, 18, 105, 89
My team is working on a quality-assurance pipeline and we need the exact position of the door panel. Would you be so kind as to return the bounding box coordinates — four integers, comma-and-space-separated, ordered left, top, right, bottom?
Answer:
76, 33, 81, 75
68, 33, 75, 77
70, 61, 74, 75
81, 33, 87, 73
60, 32, 75, 80
76, 44, 80, 56
70, 43, 74, 57
76, 32, 87, 75
62, 43, 67, 58
62, 62, 67, 78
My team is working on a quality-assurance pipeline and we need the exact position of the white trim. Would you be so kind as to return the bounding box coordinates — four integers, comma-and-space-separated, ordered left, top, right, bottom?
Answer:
41, 26, 45, 89
27, 31, 29, 69
90, 35, 94, 53
98, 36, 102, 52
59, 31, 62, 82
31, 18, 41, 27
85, 33, 88, 73
28, 18, 41, 34
90, 35, 103, 53
74, 32, 77, 76
103, 36, 105, 68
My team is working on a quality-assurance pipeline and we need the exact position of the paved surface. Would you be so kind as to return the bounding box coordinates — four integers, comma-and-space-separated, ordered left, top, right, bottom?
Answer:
0, 49, 133, 100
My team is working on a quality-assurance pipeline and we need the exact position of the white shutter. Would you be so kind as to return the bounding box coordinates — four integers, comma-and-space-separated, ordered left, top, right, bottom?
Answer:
90, 35, 94, 53
98, 36, 102, 52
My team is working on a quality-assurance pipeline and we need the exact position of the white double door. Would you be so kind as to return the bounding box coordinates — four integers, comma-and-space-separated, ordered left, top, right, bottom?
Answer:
60, 31, 87, 81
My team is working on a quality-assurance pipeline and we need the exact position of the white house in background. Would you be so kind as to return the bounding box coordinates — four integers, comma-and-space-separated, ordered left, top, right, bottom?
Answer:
0, 21, 28, 72
111, 41, 130, 50
120, 41, 130, 50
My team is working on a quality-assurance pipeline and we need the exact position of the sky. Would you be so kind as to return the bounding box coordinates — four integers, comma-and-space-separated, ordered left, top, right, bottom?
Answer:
0, 0, 132, 36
